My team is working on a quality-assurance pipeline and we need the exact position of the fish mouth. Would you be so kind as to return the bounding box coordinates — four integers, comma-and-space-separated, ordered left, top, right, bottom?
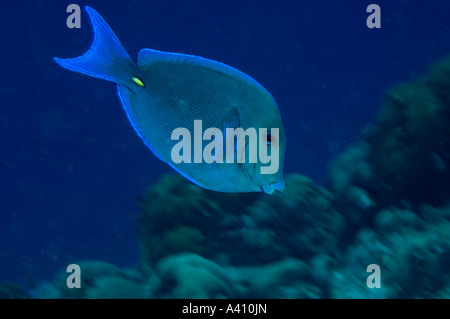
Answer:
262, 180, 285, 195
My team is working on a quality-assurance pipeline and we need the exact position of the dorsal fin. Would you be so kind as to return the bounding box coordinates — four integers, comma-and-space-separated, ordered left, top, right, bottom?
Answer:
137, 48, 267, 91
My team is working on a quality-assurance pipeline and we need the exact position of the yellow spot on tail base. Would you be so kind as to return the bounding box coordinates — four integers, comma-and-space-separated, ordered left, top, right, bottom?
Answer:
131, 76, 144, 87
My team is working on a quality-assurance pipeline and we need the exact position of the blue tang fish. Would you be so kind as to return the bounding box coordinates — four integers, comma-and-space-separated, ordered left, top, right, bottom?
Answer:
54, 6, 285, 194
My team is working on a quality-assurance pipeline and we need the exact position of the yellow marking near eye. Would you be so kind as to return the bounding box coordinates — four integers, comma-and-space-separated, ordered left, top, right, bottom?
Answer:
131, 76, 144, 87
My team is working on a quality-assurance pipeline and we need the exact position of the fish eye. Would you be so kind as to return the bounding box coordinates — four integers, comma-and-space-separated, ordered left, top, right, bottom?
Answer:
263, 132, 276, 145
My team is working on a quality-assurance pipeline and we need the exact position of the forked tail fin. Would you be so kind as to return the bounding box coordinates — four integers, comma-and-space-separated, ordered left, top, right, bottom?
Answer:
53, 6, 135, 84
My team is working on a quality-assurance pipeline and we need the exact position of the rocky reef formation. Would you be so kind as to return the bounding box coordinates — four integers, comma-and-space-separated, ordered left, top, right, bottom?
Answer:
328, 57, 450, 215
138, 173, 343, 270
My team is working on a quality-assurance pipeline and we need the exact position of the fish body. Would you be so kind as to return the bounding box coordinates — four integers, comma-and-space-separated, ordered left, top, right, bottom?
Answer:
54, 6, 285, 194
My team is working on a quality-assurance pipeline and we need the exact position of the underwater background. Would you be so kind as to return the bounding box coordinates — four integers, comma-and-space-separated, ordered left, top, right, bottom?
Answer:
2, 0, 450, 298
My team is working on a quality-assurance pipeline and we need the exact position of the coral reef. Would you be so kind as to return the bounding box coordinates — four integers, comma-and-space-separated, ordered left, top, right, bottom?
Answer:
137, 174, 260, 272
243, 174, 345, 262
32, 173, 342, 299
328, 56, 450, 212
154, 253, 322, 298
138, 173, 343, 269
324, 56, 450, 298
330, 206, 450, 298
32, 261, 155, 299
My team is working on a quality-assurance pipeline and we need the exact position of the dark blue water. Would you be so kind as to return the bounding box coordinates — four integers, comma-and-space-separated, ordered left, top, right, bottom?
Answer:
2, 0, 450, 293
